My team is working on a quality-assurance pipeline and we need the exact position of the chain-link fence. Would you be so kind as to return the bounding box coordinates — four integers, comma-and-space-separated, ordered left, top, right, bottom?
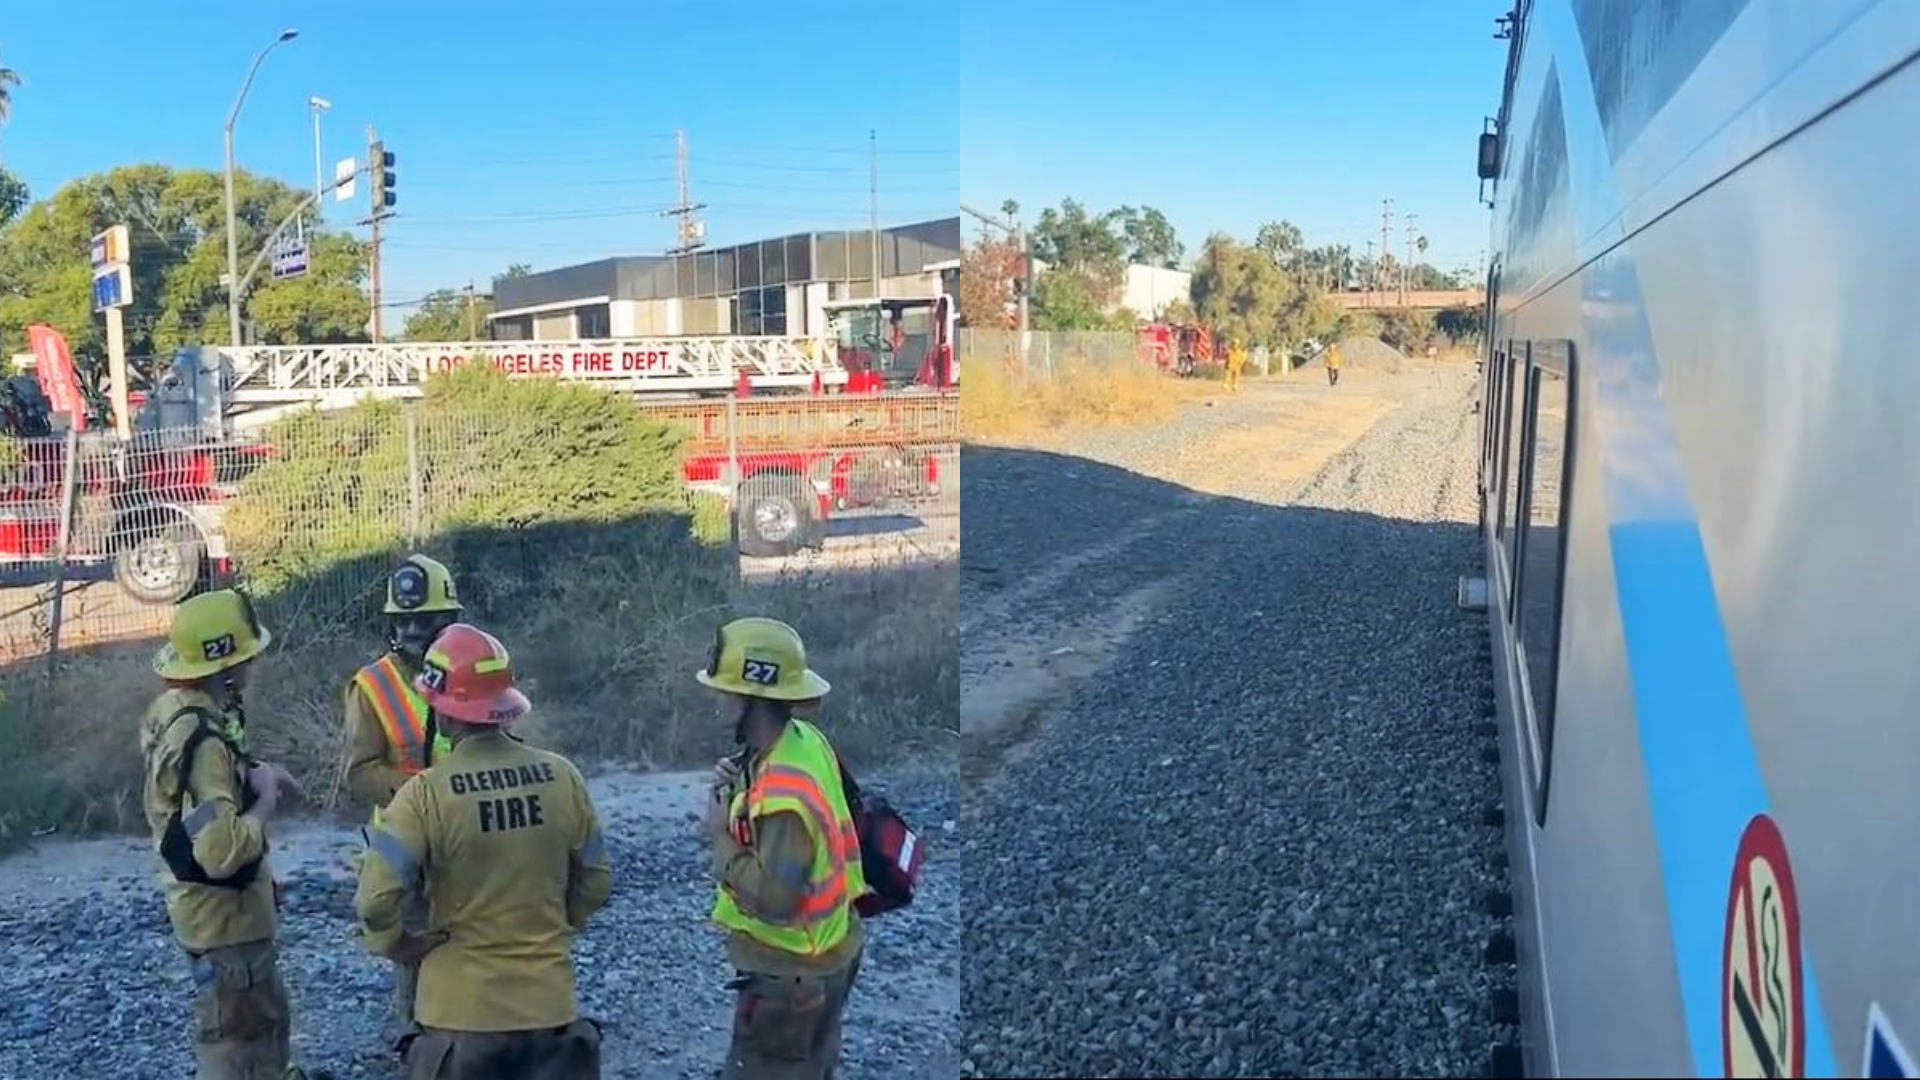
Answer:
958, 328, 1141, 381
0, 390, 958, 836
0, 396, 958, 664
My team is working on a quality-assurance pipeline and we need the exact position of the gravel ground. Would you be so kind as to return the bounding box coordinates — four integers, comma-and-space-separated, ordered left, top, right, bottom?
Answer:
0, 762, 958, 1080
961, 365, 1510, 1078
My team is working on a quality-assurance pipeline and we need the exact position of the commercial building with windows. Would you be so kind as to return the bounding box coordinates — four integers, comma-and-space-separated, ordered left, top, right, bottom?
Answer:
489, 217, 961, 341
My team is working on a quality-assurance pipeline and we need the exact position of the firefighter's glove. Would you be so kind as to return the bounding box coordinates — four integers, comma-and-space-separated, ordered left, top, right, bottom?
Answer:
388, 930, 450, 965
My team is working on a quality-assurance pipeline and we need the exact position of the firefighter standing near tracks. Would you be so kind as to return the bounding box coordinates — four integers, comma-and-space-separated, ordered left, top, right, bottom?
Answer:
701, 616, 868, 1080
141, 588, 311, 1080
354, 623, 611, 1079
1225, 336, 1248, 393
343, 554, 463, 1042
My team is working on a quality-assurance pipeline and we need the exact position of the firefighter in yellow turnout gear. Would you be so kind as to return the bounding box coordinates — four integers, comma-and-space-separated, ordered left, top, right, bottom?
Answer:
141, 589, 310, 1080
344, 554, 463, 1042
1225, 336, 1248, 392
702, 617, 870, 1080
354, 623, 611, 1079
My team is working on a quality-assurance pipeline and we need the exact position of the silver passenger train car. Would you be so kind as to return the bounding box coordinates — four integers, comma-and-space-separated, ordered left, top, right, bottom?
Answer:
1475, 0, 1920, 1076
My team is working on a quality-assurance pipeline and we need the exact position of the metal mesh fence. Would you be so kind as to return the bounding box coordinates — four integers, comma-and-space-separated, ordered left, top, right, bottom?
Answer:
957, 328, 1141, 381
0, 393, 960, 668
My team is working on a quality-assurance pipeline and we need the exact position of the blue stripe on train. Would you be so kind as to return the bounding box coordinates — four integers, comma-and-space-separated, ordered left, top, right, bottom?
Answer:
1587, 247, 1840, 1078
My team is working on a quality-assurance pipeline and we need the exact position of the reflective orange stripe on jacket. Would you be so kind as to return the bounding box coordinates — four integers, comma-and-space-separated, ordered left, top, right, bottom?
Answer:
742, 764, 861, 925
355, 655, 429, 774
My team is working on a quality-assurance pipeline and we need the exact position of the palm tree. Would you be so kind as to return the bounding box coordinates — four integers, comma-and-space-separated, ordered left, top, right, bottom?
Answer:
0, 51, 18, 126
0, 49, 19, 163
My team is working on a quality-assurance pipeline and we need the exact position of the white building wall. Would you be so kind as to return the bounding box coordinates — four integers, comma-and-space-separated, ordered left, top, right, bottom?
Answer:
1120, 264, 1192, 319
610, 300, 642, 337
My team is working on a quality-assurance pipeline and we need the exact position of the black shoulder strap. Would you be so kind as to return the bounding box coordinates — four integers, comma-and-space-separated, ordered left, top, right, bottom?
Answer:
167, 705, 233, 803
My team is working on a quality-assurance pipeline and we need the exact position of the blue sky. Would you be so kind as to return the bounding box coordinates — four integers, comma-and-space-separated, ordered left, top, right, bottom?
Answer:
0, 1, 957, 328
961, 0, 1510, 279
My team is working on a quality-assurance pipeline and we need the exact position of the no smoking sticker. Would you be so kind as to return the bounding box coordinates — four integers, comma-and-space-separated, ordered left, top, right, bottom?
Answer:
1722, 813, 1806, 1078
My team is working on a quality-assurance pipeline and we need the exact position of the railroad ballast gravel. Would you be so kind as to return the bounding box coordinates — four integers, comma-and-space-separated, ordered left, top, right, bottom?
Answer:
961, 366, 1507, 1078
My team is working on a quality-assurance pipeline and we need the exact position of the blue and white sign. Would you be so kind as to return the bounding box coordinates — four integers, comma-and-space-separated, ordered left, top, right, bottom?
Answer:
271, 240, 310, 281
91, 263, 132, 312
1867, 1003, 1919, 1079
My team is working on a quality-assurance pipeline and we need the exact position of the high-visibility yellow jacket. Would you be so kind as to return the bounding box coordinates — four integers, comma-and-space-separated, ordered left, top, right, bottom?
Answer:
354, 730, 611, 1032
711, 719, 867, 975
139, 687, 277, 953
345, 654, 454, 817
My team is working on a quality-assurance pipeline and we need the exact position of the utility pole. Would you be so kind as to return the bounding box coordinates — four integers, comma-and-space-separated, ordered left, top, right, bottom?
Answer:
1403, 214, 1419, 305
464, 281, 478, 339
1364, 239, 1376, 307
367, 124, 384, 343
1378, 197, 1393, 303
663, 129, 707, 256
869, 130, 882, 298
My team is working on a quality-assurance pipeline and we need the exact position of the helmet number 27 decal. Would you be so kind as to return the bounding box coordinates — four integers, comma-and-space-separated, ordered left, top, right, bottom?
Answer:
742, 659, 782, 686
202, 633, 237, 662
1722, 813, 1806, 1079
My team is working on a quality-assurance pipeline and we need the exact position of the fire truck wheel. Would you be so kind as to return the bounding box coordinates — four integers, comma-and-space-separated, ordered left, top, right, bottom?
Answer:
113, 519, 207, 605
736, 473, 818, 559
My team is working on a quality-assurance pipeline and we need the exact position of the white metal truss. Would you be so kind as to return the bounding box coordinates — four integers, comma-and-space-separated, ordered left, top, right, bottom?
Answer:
219, 336, 851, 408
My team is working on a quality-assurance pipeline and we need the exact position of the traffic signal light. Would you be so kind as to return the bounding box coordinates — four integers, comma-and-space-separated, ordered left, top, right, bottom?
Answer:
372, 143, 397, 211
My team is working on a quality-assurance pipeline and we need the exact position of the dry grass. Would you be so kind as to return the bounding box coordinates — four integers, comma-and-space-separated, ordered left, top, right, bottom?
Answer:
0, 528, 957, 846
960, 351, 1182, 443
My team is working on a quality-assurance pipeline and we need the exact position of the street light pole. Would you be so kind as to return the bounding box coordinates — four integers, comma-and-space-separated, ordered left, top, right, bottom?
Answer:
223, 27, 299, 348
309, 95, 331, 215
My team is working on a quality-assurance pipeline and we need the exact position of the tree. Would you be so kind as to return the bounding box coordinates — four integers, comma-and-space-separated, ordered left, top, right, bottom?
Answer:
0, 49, 18, 132
1031, 199, 1127, 287
0, 168, 24, 229
1190, 232, 1336, 350
1110, 205, 1183, 269
958, 236, 1020, 329
404, 288, 494, 341
1254, 220, 1305, 276
501, 263, 532, 279
0, 163, 368, 378
1030, 270, 1130, 332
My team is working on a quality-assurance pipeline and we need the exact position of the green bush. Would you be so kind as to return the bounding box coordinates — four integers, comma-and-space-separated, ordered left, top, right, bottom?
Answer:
219, 364, 744, 777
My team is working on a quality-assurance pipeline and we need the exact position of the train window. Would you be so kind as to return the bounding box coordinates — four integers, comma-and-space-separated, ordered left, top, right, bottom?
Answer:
1498, 343, 1531, 603
1482, 345, 1504, 486
1514, 339, 1575, 826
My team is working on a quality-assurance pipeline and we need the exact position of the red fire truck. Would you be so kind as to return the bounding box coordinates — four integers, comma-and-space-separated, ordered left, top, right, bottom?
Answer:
821, 293, 958, 394
0, 373, 266, 604
1137, 322, 1218, 378
662, 394, 951, 557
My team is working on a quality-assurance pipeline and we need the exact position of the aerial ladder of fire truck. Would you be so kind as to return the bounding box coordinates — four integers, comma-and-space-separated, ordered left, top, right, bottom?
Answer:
146, 292, 958, 431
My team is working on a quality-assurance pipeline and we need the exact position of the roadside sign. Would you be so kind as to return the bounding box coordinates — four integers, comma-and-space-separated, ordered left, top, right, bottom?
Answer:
271, 239, 310, 280
89, 224, 129, 270
335, 156, 357, 202
91, 263, 132, 311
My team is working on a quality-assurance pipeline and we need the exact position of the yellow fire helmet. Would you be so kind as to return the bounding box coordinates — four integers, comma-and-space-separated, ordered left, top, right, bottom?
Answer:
383, 554, 464, 616
695, 616, 831, 702
153, 588, 273, 681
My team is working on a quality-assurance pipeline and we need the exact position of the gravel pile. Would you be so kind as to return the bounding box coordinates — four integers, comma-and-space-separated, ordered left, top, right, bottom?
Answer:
961, 367, 1509, 1078
1332, 336, 1414, 373
0, 762, 958, 1080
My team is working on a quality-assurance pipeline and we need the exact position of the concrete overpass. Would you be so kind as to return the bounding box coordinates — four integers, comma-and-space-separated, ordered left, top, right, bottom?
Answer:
1330, 289, 1484, 313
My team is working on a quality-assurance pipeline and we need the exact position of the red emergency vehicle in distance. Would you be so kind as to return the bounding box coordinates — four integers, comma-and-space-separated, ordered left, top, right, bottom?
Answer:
822, 294, 957, 393
1136, 321, 1217, 378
